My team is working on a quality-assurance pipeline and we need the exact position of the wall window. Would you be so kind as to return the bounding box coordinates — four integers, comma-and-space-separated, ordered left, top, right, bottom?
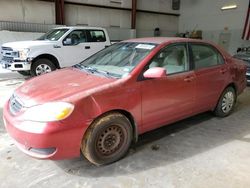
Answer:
191, 44, 224, 69
148, 44, 189, 74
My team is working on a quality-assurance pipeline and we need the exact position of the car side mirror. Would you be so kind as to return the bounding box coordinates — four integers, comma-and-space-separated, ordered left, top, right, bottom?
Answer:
143, 67, 167, 79
63, 38, 73, 45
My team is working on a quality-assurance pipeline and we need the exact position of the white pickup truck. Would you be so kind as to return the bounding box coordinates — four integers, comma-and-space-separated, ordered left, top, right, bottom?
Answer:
0, 26, 111, 76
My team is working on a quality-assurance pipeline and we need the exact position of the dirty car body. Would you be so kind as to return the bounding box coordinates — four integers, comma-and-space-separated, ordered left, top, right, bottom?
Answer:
3, 38, 247, 165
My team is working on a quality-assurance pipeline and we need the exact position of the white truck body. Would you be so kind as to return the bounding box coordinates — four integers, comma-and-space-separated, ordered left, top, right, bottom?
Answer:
0, 26, 111, 75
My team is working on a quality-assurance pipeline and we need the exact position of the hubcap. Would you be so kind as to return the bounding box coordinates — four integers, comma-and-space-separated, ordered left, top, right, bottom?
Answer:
35, 64, 52, 75
96, 125, 125, 156
221, 91, 234, 113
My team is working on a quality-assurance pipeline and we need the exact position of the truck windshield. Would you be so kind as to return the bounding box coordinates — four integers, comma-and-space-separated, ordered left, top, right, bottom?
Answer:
37, 29, 69, 41
76, 42, 157, 78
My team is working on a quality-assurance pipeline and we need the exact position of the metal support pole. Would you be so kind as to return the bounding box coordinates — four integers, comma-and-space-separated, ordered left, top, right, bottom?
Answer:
55, 0, 64, 25
131, 0, 137, 29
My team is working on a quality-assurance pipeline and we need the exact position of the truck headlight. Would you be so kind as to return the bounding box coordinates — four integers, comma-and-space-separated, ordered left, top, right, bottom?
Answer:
23, 102, 74, 122
19, 48, 30, 60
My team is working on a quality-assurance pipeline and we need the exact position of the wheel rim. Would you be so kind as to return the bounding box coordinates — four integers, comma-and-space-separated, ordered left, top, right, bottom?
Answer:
221, 91, 234, 113
96, 125, 126, 157
35, 64, 52, 75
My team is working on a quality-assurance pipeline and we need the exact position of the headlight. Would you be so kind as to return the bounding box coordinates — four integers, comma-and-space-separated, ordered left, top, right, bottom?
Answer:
18, 48, 30, 60
23, 102, 74, 122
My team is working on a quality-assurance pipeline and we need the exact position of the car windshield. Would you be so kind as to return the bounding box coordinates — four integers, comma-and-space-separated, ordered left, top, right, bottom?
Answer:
75, 42, 157, 78
37, 29, 69, 41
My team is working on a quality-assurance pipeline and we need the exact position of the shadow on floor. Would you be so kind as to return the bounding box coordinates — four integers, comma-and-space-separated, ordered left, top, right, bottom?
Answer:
54, 90, 250, 178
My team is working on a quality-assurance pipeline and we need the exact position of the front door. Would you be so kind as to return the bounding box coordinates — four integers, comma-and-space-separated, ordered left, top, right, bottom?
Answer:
141, 43, 196, 132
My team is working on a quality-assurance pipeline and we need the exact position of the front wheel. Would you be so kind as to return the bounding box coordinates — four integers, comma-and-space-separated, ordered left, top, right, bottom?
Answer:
31, 58, 56, 76
214, 87, 236, 117
81, 112, 132, 166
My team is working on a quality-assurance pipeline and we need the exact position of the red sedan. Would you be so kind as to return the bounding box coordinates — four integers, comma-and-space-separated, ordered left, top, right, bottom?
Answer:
3, 38, 247, 165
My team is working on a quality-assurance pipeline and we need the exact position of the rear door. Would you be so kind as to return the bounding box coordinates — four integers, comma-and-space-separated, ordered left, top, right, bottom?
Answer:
190, 43, 230, 112
140, 43, 196, 132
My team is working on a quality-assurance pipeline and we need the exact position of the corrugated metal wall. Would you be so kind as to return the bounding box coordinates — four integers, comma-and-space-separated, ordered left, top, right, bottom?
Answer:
0, 21, 64, 33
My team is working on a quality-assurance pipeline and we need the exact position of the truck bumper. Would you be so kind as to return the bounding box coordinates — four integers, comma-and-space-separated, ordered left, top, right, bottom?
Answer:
1, 60, 31, 71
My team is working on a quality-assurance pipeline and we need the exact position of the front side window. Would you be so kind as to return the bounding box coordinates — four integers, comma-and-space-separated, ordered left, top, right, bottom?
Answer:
75, 42, 157, 78
37, 29, 69, 41
191, 44, 224, 69
148, 44, 189, 75
63, 30, 87, 45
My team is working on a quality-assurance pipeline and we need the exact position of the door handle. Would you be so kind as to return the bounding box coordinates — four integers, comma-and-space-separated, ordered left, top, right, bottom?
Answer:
85, 46, 90, 49
184, 76, 194, 82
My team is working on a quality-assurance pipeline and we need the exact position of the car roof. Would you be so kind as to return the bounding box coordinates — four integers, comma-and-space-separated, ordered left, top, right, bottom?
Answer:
53, 26, 105, 30
123, 37, 204, 44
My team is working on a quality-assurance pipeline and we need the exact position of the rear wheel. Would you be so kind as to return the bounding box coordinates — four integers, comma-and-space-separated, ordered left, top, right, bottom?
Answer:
31, 58, 56, 76
81, 112, 132, 166
214, 87, 236, 117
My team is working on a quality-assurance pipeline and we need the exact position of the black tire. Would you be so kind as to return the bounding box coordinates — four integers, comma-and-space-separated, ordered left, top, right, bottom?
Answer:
81, 112, 132, 166
214, 87, 236, 117
31, 58, 56, 76
17, 71, 30, 76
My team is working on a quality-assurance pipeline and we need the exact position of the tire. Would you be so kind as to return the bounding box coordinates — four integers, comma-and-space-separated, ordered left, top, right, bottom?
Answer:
214, 86, 236, 117
17, 71, 30, 76
81, 112, 132, 166
31, 58, 56, 76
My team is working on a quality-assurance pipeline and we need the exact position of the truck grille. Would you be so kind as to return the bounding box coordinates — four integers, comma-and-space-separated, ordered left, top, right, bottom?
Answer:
2, 56, 14, 63
247, 67, 250, 73
9, 94, 23, 115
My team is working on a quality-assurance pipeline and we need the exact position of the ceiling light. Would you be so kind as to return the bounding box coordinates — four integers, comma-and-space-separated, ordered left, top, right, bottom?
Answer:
221, 4, 237, 10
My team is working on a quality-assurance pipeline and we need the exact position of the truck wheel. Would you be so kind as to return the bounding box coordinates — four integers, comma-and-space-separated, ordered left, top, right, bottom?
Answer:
214, 87, 236, 117
17, 71, 30, 76
81, 112, 132, 166
31, 58, 56, 76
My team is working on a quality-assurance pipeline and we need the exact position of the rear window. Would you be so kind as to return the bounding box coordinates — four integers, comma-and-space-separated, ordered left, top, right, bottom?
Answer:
86, 30, 106, 42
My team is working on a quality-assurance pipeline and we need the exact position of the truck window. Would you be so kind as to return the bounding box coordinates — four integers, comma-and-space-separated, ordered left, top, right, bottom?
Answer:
63, 30, 87, 45
86, 30, 106, 42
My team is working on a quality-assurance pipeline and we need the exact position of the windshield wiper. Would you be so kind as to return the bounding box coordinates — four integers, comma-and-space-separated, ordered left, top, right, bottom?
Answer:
74, 64, 119, 78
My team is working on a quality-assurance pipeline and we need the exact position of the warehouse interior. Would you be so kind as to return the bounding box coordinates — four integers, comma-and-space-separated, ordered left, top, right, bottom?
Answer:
0, 0, 249, 53
1, 0, 250, 188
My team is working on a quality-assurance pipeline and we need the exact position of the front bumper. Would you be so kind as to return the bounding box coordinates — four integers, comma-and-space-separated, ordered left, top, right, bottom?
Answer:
246, 72, 250, 84
1, 60, 31, 71
3, 101, 88, 160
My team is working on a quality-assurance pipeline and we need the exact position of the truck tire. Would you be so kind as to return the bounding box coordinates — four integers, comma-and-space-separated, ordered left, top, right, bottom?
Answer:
17, 71, 30, 76
31, 58, 56, 76
81, 112, 132, 166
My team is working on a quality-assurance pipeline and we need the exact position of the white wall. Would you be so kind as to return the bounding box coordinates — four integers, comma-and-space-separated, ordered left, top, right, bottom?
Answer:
179, 0, 250, 54
0, 0, 55, 24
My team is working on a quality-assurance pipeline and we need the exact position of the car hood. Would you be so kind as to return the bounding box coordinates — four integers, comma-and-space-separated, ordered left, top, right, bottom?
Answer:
15, 68, 117, 107
2, 40, 56, 49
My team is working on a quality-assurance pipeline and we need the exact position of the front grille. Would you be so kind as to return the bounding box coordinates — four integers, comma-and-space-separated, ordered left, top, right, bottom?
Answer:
247, 67, 250, 73
2, 47, 13, 51
9, 94, 23, 115
2, 56, 14, 63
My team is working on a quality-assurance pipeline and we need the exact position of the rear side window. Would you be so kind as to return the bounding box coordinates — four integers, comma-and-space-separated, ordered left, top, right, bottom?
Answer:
86, 30, 106, 42
191, 44, 224, 69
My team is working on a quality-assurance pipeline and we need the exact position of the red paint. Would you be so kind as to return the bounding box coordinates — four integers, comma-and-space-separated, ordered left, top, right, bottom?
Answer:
3, 38, 247, 160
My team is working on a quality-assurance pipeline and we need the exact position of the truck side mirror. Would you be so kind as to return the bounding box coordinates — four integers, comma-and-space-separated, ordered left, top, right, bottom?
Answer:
63, 38, 73, 45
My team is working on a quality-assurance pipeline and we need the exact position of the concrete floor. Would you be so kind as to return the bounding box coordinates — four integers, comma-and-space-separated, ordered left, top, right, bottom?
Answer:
1, 70, 250, 188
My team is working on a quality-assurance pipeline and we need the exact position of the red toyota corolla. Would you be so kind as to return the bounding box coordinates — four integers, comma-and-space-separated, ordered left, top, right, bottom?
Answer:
3, 38, 247, 165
